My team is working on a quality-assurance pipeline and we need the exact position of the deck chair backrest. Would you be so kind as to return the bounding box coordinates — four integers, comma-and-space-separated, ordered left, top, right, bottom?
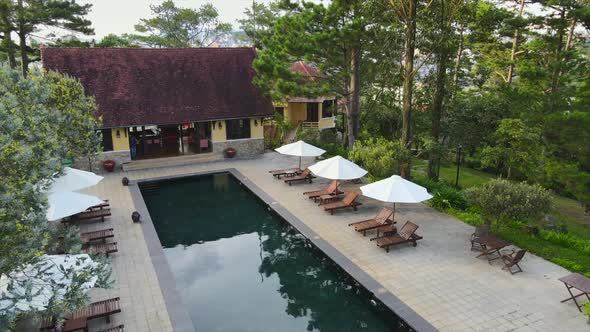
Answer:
342, 191, 359, 205
375, 208, 394, 225
301, 168, 311, 177
512, 250, 527, 264
398, 221, 419, 240
326, 181, 339, 194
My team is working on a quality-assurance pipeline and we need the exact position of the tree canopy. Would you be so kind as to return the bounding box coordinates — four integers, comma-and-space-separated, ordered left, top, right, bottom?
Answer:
0, 66, 108, 329
129, 0, 232, 47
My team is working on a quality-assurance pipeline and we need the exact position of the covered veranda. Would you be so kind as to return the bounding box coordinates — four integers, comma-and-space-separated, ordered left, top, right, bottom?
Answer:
130, 122, 213, 160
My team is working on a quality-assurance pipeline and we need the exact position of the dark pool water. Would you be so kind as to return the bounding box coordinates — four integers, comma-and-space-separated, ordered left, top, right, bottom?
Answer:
141, 172, 414, 332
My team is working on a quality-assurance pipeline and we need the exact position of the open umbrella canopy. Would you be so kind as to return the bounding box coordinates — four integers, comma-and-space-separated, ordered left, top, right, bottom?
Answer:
275, 140, 326, 157
308, 155, 368, 180
47, 167, 103, 193
360, 175, 433, 203
46, 191, 104, 221
275, 140, 326, 168
0, 254, 98, 314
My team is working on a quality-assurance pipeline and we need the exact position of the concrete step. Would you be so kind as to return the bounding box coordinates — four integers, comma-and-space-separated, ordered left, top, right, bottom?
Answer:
122, 153, 223, 171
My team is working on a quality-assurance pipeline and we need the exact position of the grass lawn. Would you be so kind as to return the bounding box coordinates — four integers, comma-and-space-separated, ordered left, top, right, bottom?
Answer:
413, 159, 590, 230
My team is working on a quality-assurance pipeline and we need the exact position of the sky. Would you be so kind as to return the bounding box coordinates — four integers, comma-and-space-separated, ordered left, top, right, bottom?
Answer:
76, 0, 276, 39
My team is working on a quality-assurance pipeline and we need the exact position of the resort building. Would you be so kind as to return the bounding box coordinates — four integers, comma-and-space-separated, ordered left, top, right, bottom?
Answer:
41, 47, 274, 167
273, 61, 337, 130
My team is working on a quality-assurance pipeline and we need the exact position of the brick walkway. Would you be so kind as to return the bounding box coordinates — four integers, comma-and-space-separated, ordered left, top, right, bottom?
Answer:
78, 152, 588, 332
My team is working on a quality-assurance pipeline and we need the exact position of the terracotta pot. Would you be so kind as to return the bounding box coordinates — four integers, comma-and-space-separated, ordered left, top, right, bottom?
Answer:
224, 148, 237, 158
103, 160, 116, 172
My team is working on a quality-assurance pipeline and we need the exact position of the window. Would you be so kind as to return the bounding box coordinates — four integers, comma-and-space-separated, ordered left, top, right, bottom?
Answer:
100, 129, 113, 152
322, 100, 334, 118
226, 119, 251, 140
274, 107, 284, 117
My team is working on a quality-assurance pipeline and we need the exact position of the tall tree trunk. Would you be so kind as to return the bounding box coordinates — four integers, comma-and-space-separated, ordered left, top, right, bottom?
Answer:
400, 0, 416, 179
506, 0, 525, 84
556, 18, 577, 82
347, 46, 361, 148
428, 0, 449, 180
428, 50, 448, 180
17, 31, 27, 77
450, 24, 463, 101
549, 9, 566, 112
1, 30, 17, 68
16, 0, 27, 77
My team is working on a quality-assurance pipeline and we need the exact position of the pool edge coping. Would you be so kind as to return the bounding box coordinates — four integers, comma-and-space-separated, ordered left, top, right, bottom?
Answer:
129, 168, 438, 332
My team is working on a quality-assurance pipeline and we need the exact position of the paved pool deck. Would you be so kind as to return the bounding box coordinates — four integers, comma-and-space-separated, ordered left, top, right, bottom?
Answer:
80, 152, 589, 332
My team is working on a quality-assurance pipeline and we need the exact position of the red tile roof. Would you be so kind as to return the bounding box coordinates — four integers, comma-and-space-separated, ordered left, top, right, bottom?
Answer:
289, 61, 321, 81
41, 47, 273, 128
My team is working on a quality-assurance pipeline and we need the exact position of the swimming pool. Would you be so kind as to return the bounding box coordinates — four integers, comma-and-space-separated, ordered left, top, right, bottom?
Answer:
140, 172, 416, 332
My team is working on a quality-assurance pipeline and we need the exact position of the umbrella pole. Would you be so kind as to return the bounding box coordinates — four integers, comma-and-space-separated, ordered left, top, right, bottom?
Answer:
299, 156, 302, 169
393, 202, 396, 222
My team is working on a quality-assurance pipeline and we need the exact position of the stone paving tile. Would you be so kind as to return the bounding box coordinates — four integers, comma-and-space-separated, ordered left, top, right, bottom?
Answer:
77, 152, 588, 332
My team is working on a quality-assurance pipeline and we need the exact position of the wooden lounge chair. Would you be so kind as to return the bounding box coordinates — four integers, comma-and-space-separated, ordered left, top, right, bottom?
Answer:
371, 221, 423, 252
40, 298, 121, 331
303, 181, 343, 201
284, 168, 315, 185
84, 242, 118, 257
321, 191, 362, 215
80, 228, 114, 244
98, 324, 125, 332
470, 225, 490, 251
67, 208, 111, 223
501, 249, 526, 274
270, 167, 301, 178
348, 208, 394, 236
87, 200, 110, 211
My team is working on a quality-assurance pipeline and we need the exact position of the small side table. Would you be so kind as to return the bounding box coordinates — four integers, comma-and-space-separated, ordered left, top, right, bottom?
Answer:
559, 273, 590, 312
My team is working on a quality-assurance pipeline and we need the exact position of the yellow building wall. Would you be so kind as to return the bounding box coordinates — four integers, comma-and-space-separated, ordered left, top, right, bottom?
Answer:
211, 121, 226, 142
285, 102, 307, 125
319, 117, 336, 129
111, 128, 130, 151
250, 118, 264, 138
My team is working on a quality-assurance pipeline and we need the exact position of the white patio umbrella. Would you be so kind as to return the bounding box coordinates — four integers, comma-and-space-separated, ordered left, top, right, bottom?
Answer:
0, 254, 98, 314
308, 155, 368, 180
360, 175, 433, 221
47, 167, 104, 193
275, 140, 326, 168
46, 191, 104, 221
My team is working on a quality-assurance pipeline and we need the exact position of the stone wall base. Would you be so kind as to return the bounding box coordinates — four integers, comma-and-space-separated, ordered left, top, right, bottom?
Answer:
212, 138, 264, 159
74, 150, 131, 173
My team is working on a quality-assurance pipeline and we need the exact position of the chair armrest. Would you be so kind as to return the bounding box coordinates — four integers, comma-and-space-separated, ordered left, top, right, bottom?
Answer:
500, 249, 515, 257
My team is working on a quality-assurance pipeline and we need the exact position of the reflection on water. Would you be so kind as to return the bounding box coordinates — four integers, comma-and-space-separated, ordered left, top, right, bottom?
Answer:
141, 173, 414, 332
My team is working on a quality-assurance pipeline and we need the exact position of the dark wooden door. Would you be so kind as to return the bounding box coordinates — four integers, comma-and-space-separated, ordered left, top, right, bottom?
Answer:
306, 103, 319, 122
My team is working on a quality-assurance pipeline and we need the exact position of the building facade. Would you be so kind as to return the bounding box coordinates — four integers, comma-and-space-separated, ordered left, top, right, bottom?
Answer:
275, 61, 336, 130
41, 47, 274, 167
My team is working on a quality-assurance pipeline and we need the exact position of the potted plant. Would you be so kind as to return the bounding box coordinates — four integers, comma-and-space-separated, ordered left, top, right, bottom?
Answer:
103, 159, 116, 172
224, 147, 237, 158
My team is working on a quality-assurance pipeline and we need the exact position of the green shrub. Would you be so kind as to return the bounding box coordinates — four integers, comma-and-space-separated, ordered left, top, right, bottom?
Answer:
349, 138, 410, 181
584, 302, 590, 316
447, 208, 484, 226
465, 179, 553, 226
319, 128, 339, 144
539, 230, 590, 255
551, 257, 583, 272
413, 177, 468, 210
296, 128, 320, 144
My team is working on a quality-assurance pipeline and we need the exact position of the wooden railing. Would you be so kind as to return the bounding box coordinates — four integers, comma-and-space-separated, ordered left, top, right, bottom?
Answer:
302, 122, 319, 129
